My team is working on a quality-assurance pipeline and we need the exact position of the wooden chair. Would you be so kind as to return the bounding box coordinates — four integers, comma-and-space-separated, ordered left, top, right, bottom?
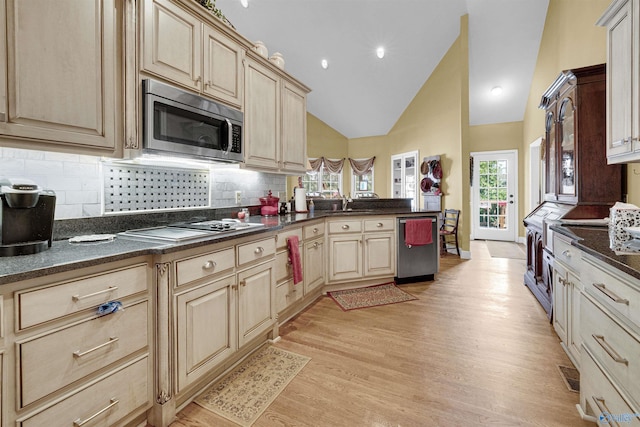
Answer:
439, 209, 460, 256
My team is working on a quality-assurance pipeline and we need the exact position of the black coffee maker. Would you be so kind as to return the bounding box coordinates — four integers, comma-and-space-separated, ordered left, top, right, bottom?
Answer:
0, 178, 56, 256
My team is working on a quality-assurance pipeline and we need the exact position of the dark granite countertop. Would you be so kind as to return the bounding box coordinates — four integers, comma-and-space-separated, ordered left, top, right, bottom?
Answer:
551, 225, 640, 281
1, 208, 438, 286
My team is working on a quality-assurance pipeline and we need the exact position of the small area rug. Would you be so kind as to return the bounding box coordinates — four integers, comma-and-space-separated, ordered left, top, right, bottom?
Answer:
485, 240, 526, 259
328, 282, 418, 311
195, 346, 310, 426
558, 365, 580, 393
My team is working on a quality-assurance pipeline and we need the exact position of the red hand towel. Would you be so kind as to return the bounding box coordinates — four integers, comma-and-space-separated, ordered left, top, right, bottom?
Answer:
405, 219, 433, 246
287, 235, 303, 285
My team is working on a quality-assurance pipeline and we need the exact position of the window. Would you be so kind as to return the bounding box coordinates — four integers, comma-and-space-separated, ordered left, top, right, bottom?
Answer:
352, 168, 374, 197
301, 160, 342, 197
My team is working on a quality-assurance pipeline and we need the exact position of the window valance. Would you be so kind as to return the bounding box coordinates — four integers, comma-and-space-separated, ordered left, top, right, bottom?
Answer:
349, 157, 375, 176
308, 157, 345, 174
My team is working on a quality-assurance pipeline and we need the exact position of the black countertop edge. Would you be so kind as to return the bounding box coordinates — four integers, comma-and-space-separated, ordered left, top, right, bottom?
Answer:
551, 224, 640, 281
1, 209, 439, 286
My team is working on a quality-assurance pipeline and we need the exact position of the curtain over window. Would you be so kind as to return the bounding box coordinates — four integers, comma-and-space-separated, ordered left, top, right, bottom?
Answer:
348, 157, 375, 176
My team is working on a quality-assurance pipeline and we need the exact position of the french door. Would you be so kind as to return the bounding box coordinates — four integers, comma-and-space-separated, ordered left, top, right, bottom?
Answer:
471, 150, 518, 241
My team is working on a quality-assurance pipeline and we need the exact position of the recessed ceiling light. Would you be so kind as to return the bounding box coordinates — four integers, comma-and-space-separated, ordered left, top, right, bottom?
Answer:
240, 0, 248, 8
321, 59, 329, 69
491, 86, 503, 96
376, 47, 385, 59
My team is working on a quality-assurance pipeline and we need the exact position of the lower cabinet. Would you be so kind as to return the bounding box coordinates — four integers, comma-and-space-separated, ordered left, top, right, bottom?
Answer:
304, 238, 325, 294
9, 258, 153, 427
237, 260, 276, 348
175, 274, 237, 392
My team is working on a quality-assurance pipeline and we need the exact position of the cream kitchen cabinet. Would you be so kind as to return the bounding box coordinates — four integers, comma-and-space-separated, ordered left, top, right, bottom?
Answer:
9, 257, 152, 427
275, 227, 304, 313
0, 0, 130, 156
237, 260, 276, 348
552, 233, 582, 369
303, 223, 325, 294
578, 251, 640, 421
598, 0, 640, 163
141, 0, 245, 108
175, 274, 237, 393
327, 217, 395, 283
243, 55, 310, 174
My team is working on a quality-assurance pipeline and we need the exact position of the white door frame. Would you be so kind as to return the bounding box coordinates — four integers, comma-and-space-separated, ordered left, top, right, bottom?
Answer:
470, 149, 518, 242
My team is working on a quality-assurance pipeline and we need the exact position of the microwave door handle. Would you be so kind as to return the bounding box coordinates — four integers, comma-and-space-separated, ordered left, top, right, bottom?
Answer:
224, 119, 233, 155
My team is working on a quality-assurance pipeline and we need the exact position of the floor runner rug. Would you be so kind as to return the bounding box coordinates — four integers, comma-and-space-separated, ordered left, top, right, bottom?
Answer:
486, 240, 526, 259
195, 346, 310, 426
558, 365, 580, 393
328, 282, 418, 311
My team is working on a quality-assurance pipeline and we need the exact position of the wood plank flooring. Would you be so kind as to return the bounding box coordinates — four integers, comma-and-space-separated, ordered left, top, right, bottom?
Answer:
171, 241, 590, 426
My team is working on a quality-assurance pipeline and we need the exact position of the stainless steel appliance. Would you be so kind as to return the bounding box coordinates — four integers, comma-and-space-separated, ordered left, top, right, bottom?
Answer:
142, 79, 243, 163
119, 219, 264, 243
396, 216, 439, 283
0, 178, 56, 256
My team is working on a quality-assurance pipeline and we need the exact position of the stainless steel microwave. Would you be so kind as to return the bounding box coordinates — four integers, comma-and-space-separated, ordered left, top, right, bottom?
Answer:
142, 79, 243, 163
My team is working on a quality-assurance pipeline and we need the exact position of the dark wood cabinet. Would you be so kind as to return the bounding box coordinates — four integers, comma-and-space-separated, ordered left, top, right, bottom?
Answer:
524, 64, 624, 317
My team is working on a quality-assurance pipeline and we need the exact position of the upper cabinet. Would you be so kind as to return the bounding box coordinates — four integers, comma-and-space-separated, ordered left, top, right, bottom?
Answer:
141, 0, 245, 108
598, 0, 640, 163
243, 54, 310, 174
0, 0, 132, 156
540, 64, 622, 209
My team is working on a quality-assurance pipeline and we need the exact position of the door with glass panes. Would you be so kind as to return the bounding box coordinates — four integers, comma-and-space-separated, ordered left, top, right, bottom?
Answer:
471, 150, 518, 241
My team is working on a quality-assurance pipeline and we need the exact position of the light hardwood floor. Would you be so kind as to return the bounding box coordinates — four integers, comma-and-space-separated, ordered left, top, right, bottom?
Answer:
171, 241, 591, 426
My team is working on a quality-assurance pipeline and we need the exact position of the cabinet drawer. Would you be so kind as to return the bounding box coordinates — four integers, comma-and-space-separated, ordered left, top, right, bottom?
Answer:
275, 227, 303, 250
237, 237, 276, 267
328, 219, 362, 234
19, 301, 148, 407
554, 235, 581, 273
176, 248, 235, 286
581, 295, 640, 405
581, 346, 640, 426
19, 357, 149, 427
583, 256, 640, 330
303, 221, 325, 239
17, 264, 148, 330
364, 218, 395, 232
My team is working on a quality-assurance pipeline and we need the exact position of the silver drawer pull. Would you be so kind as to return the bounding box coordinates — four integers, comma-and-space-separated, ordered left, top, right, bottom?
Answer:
72, 286, 118, 302
203, 260, 217, 270
377, 222, 383, 227
73, 337, 119, 358
593, 283, 629, 305
561, 249, 571, 258
313, 242, 319, 248
341, 225, 349, 230
254, 246, 264, 254
592, 334, 628, 365
73, 398, 119, 426
313, 227, 319, 233
592, 396, 621, 427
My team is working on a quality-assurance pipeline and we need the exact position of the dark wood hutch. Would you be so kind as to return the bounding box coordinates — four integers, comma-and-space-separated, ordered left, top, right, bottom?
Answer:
524, 64, 624, 317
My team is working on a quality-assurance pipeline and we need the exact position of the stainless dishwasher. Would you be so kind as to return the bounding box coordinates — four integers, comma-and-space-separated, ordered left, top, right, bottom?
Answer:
395, 216, 439, 284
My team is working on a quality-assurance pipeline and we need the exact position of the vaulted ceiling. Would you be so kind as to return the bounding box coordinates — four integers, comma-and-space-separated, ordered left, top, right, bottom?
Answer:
216, 0, 550, 139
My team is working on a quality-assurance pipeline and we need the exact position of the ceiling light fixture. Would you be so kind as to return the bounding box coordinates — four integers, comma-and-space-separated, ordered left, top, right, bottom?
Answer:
376, 47, 385, 59
321, 59, 328, 69
240, 0, 248, 8
491, 86, 503, 96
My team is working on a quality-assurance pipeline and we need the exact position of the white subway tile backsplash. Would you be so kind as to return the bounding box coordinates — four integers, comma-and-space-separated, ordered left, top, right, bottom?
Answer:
1, 148, 287, 219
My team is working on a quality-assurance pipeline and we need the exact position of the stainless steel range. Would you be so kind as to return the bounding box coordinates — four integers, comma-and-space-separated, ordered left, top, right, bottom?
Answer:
119, 219, 265, 243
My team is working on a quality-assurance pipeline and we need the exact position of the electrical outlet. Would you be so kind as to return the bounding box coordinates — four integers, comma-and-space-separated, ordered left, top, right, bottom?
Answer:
235, 191, 242, 204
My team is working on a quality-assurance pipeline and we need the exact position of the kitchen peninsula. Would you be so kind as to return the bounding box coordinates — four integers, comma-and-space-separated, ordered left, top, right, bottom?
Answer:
0, 204, 439, 427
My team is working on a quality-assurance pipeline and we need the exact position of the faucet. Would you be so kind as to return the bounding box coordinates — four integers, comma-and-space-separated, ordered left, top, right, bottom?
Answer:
342, 193, 352, 211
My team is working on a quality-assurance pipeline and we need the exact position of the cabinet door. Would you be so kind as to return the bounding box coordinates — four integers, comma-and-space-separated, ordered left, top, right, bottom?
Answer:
606, 0, 635, 159
553, 263, 568, 344
558, 96, 576, 201
568, 272, 581, 368
141, 0, 202, 91
328, 235, 362, 282
244, 58, 280, 170
1, 0, 122, 151
202, 26, 244, 108
237, 261, 275, 347
544, 111, 557, 200
304, 238, 325, 293
364, 232, 395, 277
280, 81, 307, 173
176, 275, 237, 392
